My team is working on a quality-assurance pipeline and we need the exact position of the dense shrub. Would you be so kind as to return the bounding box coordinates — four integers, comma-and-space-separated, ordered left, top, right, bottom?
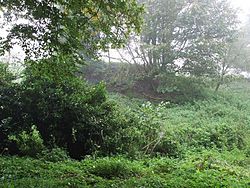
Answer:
112, 92, 250, 157
1, 58, 250, 160
39, 147, 70, 162
0, 63, 15, 85
0, 57, 140, 159
156, 73, 209, 103
0, 63, 17, 153
8, 125, 45, 157
84, 157, 143, 179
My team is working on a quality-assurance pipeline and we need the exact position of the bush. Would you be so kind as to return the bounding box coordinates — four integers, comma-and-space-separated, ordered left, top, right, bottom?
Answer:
0, 62, 15, 85
83, 157, 143, 179
156, 73, 209, 103
0, 63, 17, 153
112, 92, 250, 157
8, 125, 45, 157
0, 57, 143, 159
39, 147, 70, 162
1, 57, 249, 160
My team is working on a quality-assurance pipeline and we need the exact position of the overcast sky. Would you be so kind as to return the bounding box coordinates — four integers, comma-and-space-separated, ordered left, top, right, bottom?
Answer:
230, 0, 250, 22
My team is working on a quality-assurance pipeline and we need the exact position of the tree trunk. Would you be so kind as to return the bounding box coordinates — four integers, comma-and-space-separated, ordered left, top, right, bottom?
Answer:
215, 77, 222, 92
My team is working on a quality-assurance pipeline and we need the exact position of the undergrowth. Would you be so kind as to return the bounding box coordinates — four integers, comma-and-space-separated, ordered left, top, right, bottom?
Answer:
0, 149, 249, 187
1, 80, 250, 187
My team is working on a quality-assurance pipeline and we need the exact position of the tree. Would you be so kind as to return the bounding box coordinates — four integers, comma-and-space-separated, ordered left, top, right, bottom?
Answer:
104, 0, 239, 97
227, 15, 250, 72
137, 0, 186, 73
125, 0, 238, 78
0, 0, 143, 61
177, 0, 239, 78
214, 15, 250, 91
0, 62, 14, 85
0, 0, 144, 159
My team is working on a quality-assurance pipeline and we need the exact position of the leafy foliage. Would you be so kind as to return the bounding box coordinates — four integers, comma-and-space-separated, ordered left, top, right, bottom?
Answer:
135, 0, 238, 76
0, 149, 249, 187
1, 0, 249, 186
8, 125, 45, 157
0, 62, 15, 85
0, 58, 140, 159
111, 81, 250, 157
1, 59, 250, 160
39, 147, 70, 162
84, 157, 143, 179
117, 0, 240, 93
0, 0, 143, 59
0, 62, 250, 186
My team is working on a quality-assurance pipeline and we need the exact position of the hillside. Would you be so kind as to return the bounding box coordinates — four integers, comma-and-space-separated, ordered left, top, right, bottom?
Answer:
1, 80, 250, 187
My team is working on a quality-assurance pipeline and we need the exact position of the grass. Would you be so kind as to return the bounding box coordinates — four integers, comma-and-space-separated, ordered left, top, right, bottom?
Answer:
1, 80, 250, 187
0, 149, 249, 187
110, 80, 250, 156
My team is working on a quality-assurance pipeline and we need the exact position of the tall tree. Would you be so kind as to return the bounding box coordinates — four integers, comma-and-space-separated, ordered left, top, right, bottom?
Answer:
0, 0, 143, 61
129, 0, 238, 78
214, 15, 250, 91
177, 0, 239, 77
227, 15, 250, 72
138, 0, 186, 73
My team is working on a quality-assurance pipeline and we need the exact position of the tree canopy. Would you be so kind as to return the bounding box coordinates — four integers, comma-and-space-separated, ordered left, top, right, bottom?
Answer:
0, 0, 143, 60
130, 0, 239, 78
178, 0, 239, 77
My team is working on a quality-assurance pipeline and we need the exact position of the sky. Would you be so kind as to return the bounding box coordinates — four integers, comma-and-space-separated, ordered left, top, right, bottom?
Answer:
230, 0, 250, 22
